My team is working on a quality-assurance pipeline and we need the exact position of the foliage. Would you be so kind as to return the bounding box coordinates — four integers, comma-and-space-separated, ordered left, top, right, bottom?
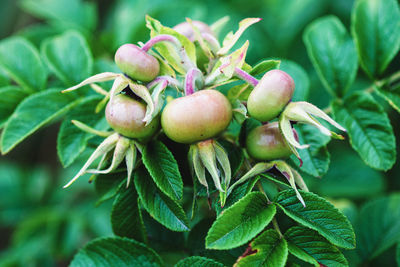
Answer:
1, 0, 400, 266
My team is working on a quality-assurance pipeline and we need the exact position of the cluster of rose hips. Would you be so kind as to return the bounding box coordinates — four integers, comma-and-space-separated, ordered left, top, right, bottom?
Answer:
62, 17, 345, 206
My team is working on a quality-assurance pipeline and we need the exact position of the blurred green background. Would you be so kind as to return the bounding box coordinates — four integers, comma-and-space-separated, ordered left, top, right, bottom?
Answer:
0, 0, 399, 266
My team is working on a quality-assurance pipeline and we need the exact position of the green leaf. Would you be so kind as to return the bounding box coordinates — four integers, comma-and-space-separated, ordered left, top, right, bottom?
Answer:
111, 185, 146, 243
285, 226, 348, 267
41, 30, 93, 87
219, 140, 244, 177
134, 166, 189, 232
0, 37, 47, 92
375, 83, 400, 114
175, 256, 224, 267
250, 59, 281, 76
292, 124, 330, 177
280, 60, 310, 101
303, 16, 357, 97
70, 236, 162, 267
20, 0, 97, 33
57, 96, 108, 167
355, 194, 400, 260
275, 189, 355, 249
0, 68, 10, 87
331, 91, 396, 171
94, 173, 125, 206
206, 192, 276, 250
305, 146, 385, 199
351, 0, 400, 78
0, 86, 29, 128
235, 229, 288, 267
142, 141, 183, 201
1, 89, 80, 154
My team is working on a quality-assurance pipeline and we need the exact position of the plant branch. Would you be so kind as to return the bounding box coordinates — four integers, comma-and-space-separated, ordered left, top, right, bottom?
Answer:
234, 67, 259, 87
184, 68, 203, 95
142, 34, 196, 71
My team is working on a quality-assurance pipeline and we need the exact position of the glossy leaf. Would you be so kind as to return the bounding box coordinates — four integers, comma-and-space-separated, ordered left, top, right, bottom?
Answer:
142, 141, 183, 201
292, 124, 330, 177
175, 256, 224, 267
306, 146, 385, 199
57, 96, 108, 167
331, 91, 396, 171
235, 229, 288, 267
0, 37, 47, 92
351, 0, 400, 78
20, 0, 97, 33
355, 194, 400, 260
0, 86, 29, 128
41, 30, 93, 86
70, 237, 162, 267
285, 226, 348, 267
134, 166, 189, 232
375, 83, 400, 113
206, 192, 276, 250
249, 59, 281, 76
111, 185, 146, 242
0, 68, 10, 87
304, 16, 357, 97
94, 173, 125, 206
1, 89, 80, 154
275, 189, 355, 249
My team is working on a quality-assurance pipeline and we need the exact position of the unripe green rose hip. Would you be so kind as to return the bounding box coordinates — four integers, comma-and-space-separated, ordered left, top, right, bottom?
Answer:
246, 122, 293, 161
161, 90, 232, 144
114, 44, 160, 82
247, 70, 295, 122
105, 94, 159, 140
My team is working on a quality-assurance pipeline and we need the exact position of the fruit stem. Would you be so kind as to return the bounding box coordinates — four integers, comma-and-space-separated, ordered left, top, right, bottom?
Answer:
185, 68, 203, 95
147, 75, 180, 89
234, 67, 258, 87
257, 181, 283, 238
142, 34, 196, 71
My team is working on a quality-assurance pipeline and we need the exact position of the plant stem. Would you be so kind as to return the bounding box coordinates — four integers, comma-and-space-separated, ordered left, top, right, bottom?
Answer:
142, 34, 196, 71
256, 181, 283, 238
234, 67, 259, 87
142, 34, 180, 52
147, 75, 180, 89
184, 68, 203, 95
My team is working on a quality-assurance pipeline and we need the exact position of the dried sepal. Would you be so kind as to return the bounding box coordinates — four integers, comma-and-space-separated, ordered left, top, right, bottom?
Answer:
125, 143, 137, 187
63, 133, 120, 188
71, 120, 112, 138
273, 160, 305, 207
62, 72, 119, 93
218, 17, 261, 55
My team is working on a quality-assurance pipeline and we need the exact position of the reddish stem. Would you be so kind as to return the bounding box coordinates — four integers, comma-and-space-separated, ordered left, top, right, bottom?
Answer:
235, 67, 259, 87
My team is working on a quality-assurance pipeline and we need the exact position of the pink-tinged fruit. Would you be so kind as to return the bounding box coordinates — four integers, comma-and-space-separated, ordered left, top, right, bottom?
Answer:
161, 90, 232, 144
106, 94, 159, 140
114, 44, 160, 82
247, 69, 295, 122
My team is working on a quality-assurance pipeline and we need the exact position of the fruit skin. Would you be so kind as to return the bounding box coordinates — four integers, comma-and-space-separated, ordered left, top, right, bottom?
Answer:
114, 44, 159, 82
161, 90, 232, 144
105, 94, 159, 140
246, 122, 293, 161
173, 21, 214, 42
247, 70, 295, 122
